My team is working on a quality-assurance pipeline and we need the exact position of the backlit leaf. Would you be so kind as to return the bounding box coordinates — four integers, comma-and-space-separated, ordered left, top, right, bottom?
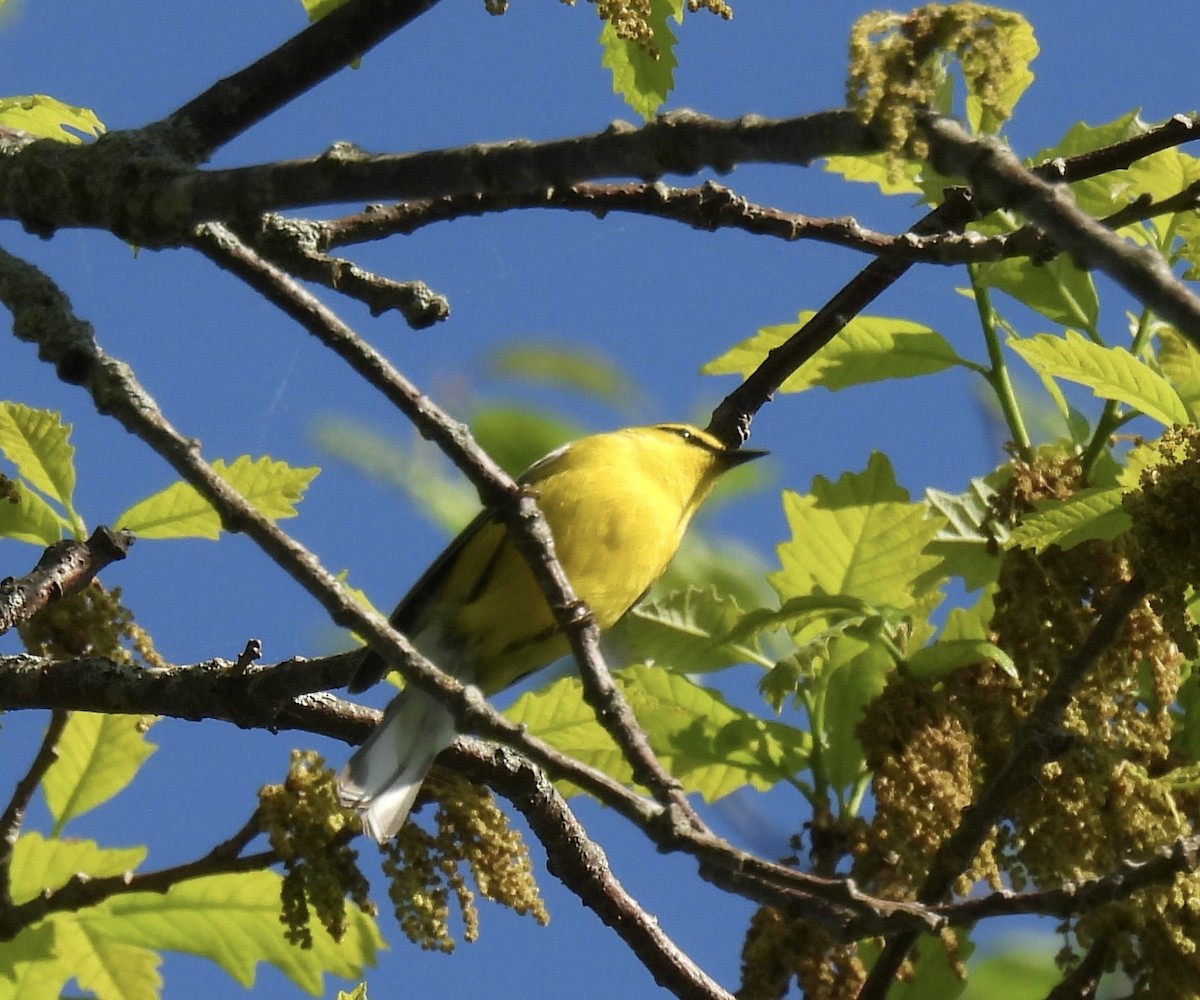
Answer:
43, 713, 156, 829
507, 665, 810, 800
115, 456, 318, 540
91, 870, 381, 996
1010, 330, 1189, 426
600, 0, 679, 120
0, 402, 76, 510
0, 95, 103, 143
1008, 486, 1130, 553
704, 313, 964, 393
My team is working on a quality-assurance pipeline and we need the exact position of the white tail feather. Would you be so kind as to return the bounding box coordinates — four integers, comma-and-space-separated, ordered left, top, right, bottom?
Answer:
337, 686, 457, 841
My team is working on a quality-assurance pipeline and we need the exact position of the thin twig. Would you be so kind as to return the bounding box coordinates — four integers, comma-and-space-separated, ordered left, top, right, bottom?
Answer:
449, 741, 734, 1000
157, 0, 445, 162
0, 527, 134, 635
0, 710, 69, 914
0, 811, 278, 941
921, 113, 1200, 349
190, 222, 708, 827
857, 577, 1148, 999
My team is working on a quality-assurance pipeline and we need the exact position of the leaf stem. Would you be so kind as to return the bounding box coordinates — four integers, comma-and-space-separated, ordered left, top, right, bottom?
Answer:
968, 264, 1032, 459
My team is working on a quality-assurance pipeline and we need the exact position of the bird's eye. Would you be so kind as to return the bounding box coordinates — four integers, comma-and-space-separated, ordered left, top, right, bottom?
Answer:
676, 428, 693, 441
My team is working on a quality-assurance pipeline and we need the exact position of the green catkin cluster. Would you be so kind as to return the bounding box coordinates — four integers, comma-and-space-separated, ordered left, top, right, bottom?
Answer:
739, 447, 1199, 998
258, 750, 373, 949
379, 772, 547, 952
483, 0, 733, 46
737, 910, 867, 1000
0, 472, 18, 504
847, 4, 1026, 161
19, 579, 164, 668
1126, 424, 1200, 657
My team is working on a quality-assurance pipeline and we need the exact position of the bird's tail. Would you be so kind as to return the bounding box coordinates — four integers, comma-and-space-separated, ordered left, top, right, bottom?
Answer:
337, 686, 456, 841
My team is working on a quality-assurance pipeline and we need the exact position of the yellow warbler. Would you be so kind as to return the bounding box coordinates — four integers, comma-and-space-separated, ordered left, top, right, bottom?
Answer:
338, 423, 765, 840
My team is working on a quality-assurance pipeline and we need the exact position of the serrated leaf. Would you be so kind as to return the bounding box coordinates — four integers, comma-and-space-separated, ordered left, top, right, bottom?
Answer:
599, 0, 679, 121
703, 313, 964, 393
507, 665, 810, 800
9, 833, 146, 905
1008, 486, 1131, 553
42, 713, 156, 830
921, 480, 1005, 591
940, 589, 995, 643
770, 454, 940, 611
974, 252, 1099, 329
0, 923, 67, 1000
0, 479, 70, 544
820, 637, 892, 795
618, 586, 763, 673
1010, 331, 1189, 426
963, 11, 1037, 135
115, 456, 318, 540
907, 638, 1016, 679
55, 919, 162, 1000
90, 870, 381, 996
1156, 326, 1200, 418
0, 95, 104, 143
0, 403, 76, 510
823, 153, 923, 195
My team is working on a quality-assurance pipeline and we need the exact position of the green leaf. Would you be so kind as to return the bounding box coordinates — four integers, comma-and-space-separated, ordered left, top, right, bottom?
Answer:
965, 944, 1061, 999
617, 586, 765, 673
91, 870, 381, 996
823, 153, 923, 195
9, 832, 146, 905
313, 417, 477, 535
963, 12, 1037, 135
1010, 330, 1190, 426
508, 665, 810, 800
703, 313, 965, 393
0, 924, 68, 1000
885, 930, 974, 1000
299, 0, 350, 21
973, 252, 1098, 330
115, 456, 318, 540
0, 95, 104, 143
599, 0, 679, 121
486, 341, 636, 407
770, 454, 941, 611
54, 919, 162, 1000
0, 479, 70, 544
820, 638, 892, 794
1008, 486, 1131, 553
0, 402, 77, 510
470, 407, 579, 479
1032, 112, 1151, 219
921, 480, 1005, 592
907, 638, 1016, 680
43, 713, 156, 830
1156, 326, 1200, 418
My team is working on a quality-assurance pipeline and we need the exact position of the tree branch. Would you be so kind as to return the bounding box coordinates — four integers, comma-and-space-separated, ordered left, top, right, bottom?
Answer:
0, 527, 134, 634
189, 222, 709, 827
156, 0, 445, 163
448, 741, 734, 1000
0, 710, 68, 911
0, 806, 278, 941
921, 113, 1200, 348
857, 577, 1148, 999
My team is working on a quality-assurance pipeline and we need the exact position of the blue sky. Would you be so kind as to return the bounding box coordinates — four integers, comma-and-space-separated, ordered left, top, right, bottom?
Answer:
2, 2, 1197, 996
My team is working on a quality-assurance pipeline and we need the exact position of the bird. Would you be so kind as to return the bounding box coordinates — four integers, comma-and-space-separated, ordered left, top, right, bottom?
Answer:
337, 422, 766, 841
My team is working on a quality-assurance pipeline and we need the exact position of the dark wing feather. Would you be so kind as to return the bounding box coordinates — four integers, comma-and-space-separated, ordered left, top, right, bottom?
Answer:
346, 507, 501, 693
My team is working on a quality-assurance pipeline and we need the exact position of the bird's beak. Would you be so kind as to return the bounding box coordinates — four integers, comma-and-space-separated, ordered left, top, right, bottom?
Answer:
724, 447, 768, 467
